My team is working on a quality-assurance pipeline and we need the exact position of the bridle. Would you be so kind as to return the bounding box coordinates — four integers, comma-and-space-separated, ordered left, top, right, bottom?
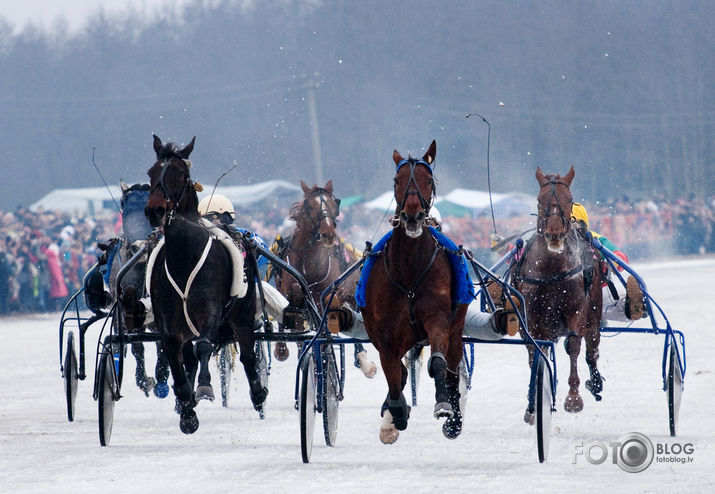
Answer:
303, 188, 340, 244
536, 179, 573, 237
149, 157, 194, 224
393, 158, 435, 226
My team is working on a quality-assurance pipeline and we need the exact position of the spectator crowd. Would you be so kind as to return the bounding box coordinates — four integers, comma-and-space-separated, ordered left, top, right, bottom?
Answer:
1, 194, 713, 316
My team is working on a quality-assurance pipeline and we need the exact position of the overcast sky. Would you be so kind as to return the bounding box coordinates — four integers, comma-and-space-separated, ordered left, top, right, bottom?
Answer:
0, 0, 193, 34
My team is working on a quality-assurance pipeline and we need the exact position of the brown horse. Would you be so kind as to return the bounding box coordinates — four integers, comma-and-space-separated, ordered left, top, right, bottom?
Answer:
143, 135, 266, 433
511, 166, 604, 420
361, 141, 468, 444
272, 180, 377, 378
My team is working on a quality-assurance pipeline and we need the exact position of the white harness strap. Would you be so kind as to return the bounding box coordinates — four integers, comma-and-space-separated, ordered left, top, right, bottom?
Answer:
164, 236, 213, 337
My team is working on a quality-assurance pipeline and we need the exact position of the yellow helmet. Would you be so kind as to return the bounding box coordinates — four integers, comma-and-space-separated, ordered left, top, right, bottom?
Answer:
571, 202, 589, 228
198, 194, 235, 221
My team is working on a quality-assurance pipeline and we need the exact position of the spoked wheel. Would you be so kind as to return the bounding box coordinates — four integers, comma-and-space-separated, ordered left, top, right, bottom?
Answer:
97, 348, 118, 446
667, 344, 683, 437
406, 346, 422, 407
322, 345, 340, 447
255, 340, 270, 391
535, 355, 553, 463
218, 344, 233, 408
299, 353, 317, 463
64, 331, 79, 422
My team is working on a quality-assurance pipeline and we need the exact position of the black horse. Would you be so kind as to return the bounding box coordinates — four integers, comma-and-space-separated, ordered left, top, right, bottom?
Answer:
143, 134, 267, 434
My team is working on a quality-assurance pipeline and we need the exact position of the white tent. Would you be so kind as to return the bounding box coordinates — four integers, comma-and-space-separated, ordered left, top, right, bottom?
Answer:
29, 180, 304, 216
362, 191, 396, 212
29, 186, 122, 215
199, 180, 301, 207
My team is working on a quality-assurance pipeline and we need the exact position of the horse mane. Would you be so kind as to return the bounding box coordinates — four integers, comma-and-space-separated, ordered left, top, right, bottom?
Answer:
288, 201, 304, 222
155, 142, 183, 161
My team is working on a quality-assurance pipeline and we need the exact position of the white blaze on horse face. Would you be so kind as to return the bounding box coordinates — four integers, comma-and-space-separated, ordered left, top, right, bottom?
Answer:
311, 195, 335, 247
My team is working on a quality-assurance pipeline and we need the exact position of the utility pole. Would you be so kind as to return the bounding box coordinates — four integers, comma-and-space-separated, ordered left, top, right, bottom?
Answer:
303, 72, 324, 185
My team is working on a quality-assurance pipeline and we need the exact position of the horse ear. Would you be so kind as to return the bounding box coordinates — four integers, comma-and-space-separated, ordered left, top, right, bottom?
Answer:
423, 140, 436, 165
393, 150, 403, 166
179, 137, 196, 159
300, 180, 312, 195
324, 180, 333, 194
535, 167, 547, 186
153, 134, 163, 156
120, 179, 129, 193
564, 165, 575, 186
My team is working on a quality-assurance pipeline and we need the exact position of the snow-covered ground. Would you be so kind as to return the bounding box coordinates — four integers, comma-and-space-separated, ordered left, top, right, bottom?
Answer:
1, 258, 714, 493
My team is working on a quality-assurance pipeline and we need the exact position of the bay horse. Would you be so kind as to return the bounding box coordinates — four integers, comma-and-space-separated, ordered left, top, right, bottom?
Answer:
272, 180, 376, 378
109, 181, 169, 397
360, 141, 469, 444
144, 134, 266, 434
511, 166, 604, 420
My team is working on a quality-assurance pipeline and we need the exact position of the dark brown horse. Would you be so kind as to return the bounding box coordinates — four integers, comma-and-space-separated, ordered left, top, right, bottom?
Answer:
143, 135, 266, 434
272, 180, 377, 377
511, 166, 604, 420
361, 141, 468, 444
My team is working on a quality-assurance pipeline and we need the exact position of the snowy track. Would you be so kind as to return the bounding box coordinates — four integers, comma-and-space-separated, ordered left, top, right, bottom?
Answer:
1, 258, 714, 493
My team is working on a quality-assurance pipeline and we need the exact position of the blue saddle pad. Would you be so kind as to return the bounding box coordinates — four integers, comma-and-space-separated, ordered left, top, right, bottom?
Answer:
355, 226, 475, 307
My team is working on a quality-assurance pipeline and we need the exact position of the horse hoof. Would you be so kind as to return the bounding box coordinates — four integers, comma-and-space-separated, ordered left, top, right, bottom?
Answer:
433, 401, 454, 420
379, 411, 400, 444
196, 385, 215, 402
250, 386, 269, 409
274, 342, 289, 361
137, 376, 156, 397
154, 381, 169, 399
524, 410, 535, 425
442, 414, 462, 439
179, 411, 199, 434
356, 352, 377, 378
564, 393, 584, 413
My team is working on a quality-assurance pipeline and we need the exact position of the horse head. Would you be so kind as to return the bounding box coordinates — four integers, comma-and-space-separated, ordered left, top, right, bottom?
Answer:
145, 134, 200, 227
535, 165, 575, 253
392, 140, 436, 238
119, 180, 152, 254
295, 180, 341, 248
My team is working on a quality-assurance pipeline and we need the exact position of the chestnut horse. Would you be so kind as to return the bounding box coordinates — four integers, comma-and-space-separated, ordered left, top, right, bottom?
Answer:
144, 135, 266, 434
361, 141, 468, 444
511, 166, 604, 420
272, 180, 376, 378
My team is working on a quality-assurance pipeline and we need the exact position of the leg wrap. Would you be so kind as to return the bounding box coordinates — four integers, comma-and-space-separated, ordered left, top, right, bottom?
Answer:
427, 352, 447, 378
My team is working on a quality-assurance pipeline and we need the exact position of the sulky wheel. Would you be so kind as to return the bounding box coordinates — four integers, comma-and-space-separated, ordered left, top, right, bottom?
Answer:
406, 345, 422, 407
322, 345, 340, 447
299, 353, 317, 463
97, 348, 118, 446
535, 355, 553, 463
667, 343, 683, 437
64, 331, 79, 422
255, 340, 270, 392
218, 344, 233, 408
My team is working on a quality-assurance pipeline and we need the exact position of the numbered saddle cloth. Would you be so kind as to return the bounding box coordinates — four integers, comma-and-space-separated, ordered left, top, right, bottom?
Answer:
355, 226, 475, 307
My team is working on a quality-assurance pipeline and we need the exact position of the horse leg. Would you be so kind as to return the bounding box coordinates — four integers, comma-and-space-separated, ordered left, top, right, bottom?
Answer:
428, 352, 453, 419
563, 332, 584, 413
379, 355, 410, 444
194, 337, 215, 401
236, 331, 268, 416
442, 331, 465, 439
584, 330, 604, 401
164, 337, 199, 434
131, 342, 155, 397
524, 345, 537, 424
153, 341, 170, 398
354, 342, 377, 379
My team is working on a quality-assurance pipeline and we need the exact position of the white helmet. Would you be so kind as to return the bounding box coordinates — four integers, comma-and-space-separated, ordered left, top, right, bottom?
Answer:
198, 194, 235, 221
430, 206, 442, 223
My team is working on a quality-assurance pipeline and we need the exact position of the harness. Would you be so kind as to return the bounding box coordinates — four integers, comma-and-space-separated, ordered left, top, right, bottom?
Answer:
512, 230, 595, 296
149, 157, 195, 225
536, 178, 571, 236
302, 188, 341, 244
